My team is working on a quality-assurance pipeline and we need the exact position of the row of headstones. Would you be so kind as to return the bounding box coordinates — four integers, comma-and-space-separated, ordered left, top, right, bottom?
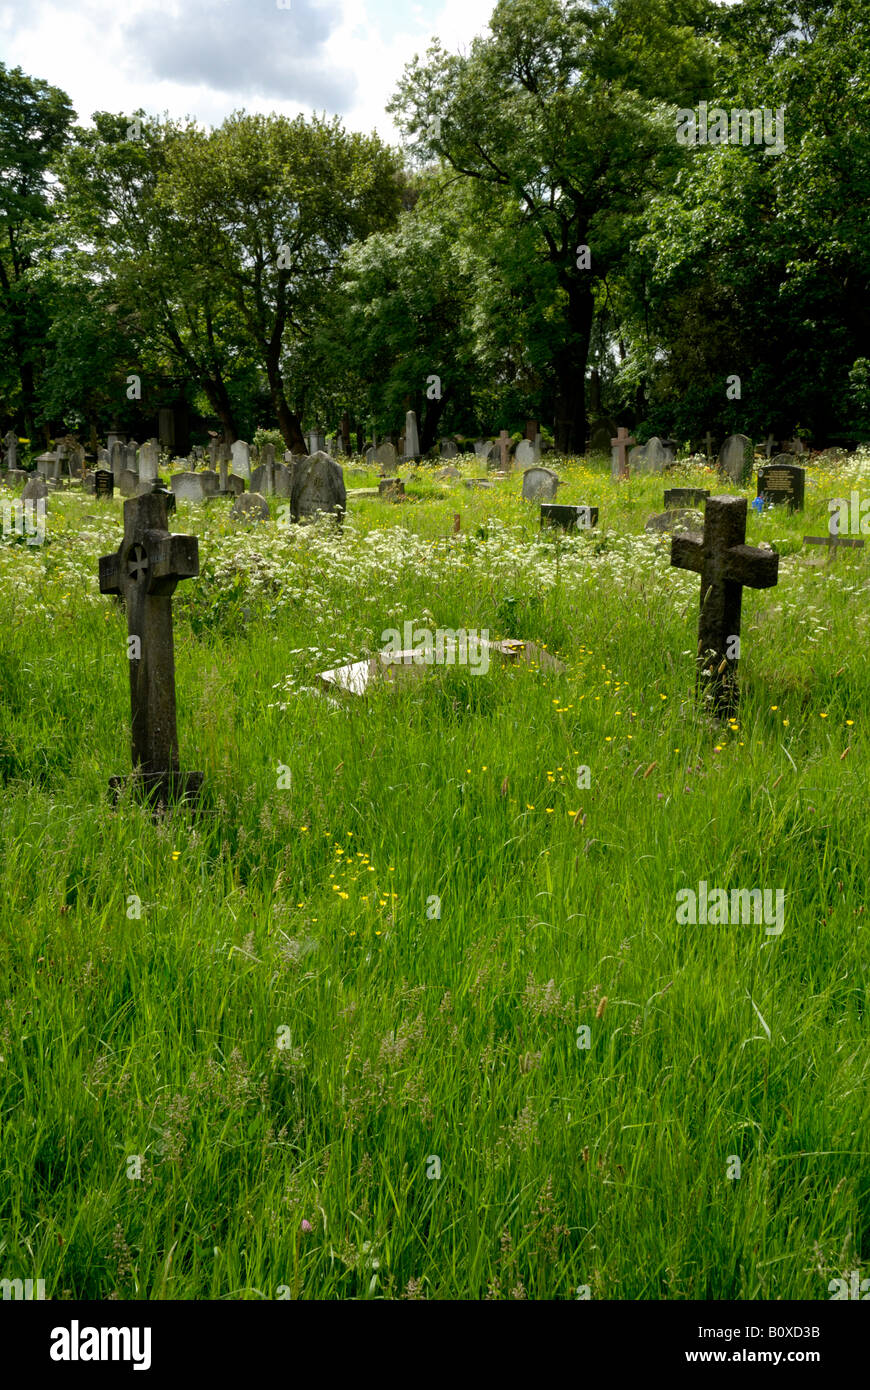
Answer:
609, 431, 808, 486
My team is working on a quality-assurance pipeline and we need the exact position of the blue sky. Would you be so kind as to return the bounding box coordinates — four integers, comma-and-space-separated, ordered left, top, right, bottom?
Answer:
0, 0, 495, 140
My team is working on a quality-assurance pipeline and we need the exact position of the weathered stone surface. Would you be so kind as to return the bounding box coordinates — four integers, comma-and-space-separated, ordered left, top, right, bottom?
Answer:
645, 508, 705, 534
290, 451, 346, 522
436, 465, 460, 480
522, 466, 560, 502
378, 478, 405, 500
231, 492, 270, 523
374, 442, 398, 472
515, 439, 541, 466
171, 472, 206, 503
718, 434, 754, 485
22, 475, 48, 504
628, 437, 675, 475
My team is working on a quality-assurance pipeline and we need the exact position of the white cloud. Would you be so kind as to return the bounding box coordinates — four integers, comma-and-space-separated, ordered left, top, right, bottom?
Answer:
0, 0, 496, 137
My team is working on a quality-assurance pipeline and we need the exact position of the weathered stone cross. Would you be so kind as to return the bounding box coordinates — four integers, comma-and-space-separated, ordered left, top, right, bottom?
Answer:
671, 496, 778, 718
99, 492, 202, 805
498, 429, 511, 471
610, 426, 635, 479
703, 431, 714, 461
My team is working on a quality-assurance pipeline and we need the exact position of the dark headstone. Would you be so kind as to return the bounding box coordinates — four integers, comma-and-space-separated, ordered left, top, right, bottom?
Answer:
94, 469, 114, 498
756, 459, 805, 511
540, 504, 599, 531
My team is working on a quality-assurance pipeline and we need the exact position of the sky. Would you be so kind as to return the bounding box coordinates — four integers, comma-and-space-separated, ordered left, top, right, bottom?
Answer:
0, 0, 496, 144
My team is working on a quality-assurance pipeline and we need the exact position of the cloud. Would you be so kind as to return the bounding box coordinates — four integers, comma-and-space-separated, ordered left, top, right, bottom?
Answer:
122, 0, 355, 105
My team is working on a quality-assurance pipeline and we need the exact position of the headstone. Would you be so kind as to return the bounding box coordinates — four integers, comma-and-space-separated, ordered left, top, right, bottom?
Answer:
436, 466, 460, 480
670, 496, 779, 717
611, 427, 636, 479
498, 430, 511, 471
94, 469, 114, 499
525, 419, 538, 441
290, 452, 346, 523
515, 439, 541, 467
138, 439, 160, 485
664, 488, 709, 509
208, 437, 219, 468
645, 508, 705, 534
374, 442, 398, 473
379, 478, 405, 500
440, 439, 459, 459
109, 442, 125, 480
107, 432, 125, 454
199, 470, 221, 498
756, 459, 805, 511
35, 451, 57, 478
97, 446, 110, 466
150, 480, 176, 517
463, 479, 494, 489
3, 430, 18, 469
231, 440, 251, 479
473, 439, 490, 458
762, 434, 776, 459
273, 461, 293, 497
540, 504, 598, 531
4, 469, 27, 489
786, 436, 807, 456
170, 472, 206, 504
718, 434, 754, 485
119, 469, 143, 497
231, 493, 270, 524
124, 442, 139, 474
98, 493, 202, 806
522, 466, 560, 502
364, 447, 375, 466
22, 475, 48, 504
627, 437, 674, 474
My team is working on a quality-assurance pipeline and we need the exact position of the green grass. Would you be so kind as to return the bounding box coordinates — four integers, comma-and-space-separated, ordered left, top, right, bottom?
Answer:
0, 452, 868, 1299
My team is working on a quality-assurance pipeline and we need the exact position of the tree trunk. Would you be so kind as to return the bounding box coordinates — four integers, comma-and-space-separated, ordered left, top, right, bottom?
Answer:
421, 386, 451, 454
264, 345, 306, 452
553, 276, 594, 454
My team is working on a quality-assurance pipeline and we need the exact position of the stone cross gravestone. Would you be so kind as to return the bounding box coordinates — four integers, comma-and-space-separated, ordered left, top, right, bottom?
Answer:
670, 496, 779, 717
611, 427, 636, 479
718, 434, 754, 485
98, 493, 202, 805
3, 431, 17, 469
757, 458, 805, 511
522, 466, 560, 502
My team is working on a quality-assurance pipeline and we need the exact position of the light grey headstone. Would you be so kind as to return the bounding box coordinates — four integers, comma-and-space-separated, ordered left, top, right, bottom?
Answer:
718, 434, 754, 484
404, 410, 420, 459
522, 466, 560, 502
365, 447, 375, 466
35, 451, 56, 478
515, 439, 541, 466
274, 461, 293, 497
3, 431, 17, 469
436, 465, 460, 480
119, 469, 141, 497
627, 436, 674, 475
440, 439, 459, 458
139, 439, 160, 484
124, 442, 139, 474
291, 451, 346, 522
232, 492, 270, 524
171, 472, 206, 503
199, 469, 221, 497
374, 442, 398, 472
230, 441, 250, 478
106, 432, 124, 454
109, 442, 124, 480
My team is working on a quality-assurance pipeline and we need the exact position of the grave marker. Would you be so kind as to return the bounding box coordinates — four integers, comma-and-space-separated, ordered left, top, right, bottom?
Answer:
610, 426, 635, 479
756, 458, 805, 511
99, 493, 202, 805
540, 504, 598, 531
718, 434, 754, 485
671, 496, 778, 717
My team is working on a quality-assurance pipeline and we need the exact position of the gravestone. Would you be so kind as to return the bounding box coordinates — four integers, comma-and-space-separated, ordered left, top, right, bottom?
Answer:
208, 437, 219, 468
170, 472, 206, 504
473, 440, 490, 458
199, 470, 221, 498
119, 469, 145, 497
150, 480, 176, 517
97, 446, 110, 466
440, 439, 459, 458
670, 496, 779, 717
515, 439, 541, 467
498, 430, 511, 471
231, 440, 251, 479
628, 437, 674, 474
610, 427, 636, 479
94, 469, 114, 498
22, 475, 48, 505
99, 493, 202, 806
379, 478, 405, 500
645, 509, 705, 534
3, 430, 18, 469
109, 442, 125, 480
522, 466, 560, 502
588, 422, 616, 454
4, 469, 27, 489
124, 442, 139, 475
273, 461, 293, 497
138, 440, 160, 485
786, 436, 807, 456
540, 504, 598, 531
756, 458, 805, 511
664, 488, 709, 509
802, 535, 865, 560
718, 434, 754, 485
404, 411, 420, 460
66, 441, 86, 479
290, 451, 346, 523
107, 432, 125, 454
36, 451, 57, 478
463, 479, 494, 489
436, 465, 460, 480
762, 434, 776, 459
374, 442, 398, 473
231, 493, 270, 524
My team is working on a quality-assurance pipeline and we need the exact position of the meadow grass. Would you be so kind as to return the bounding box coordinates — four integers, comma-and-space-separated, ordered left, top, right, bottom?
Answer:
0, 453, 867, 1299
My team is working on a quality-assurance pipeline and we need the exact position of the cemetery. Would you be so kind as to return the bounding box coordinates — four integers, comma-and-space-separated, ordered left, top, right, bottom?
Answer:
0, 0, 868, 1319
